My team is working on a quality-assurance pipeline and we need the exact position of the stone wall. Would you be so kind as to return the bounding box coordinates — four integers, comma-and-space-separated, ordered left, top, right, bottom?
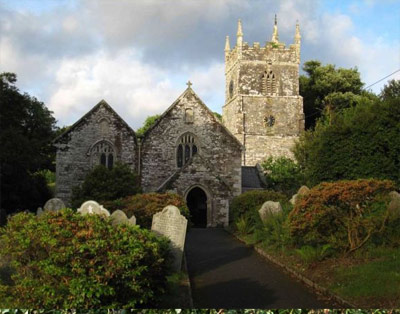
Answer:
54, 101, 137, 204
223, 28, 304, 166
141, 88, 242, 226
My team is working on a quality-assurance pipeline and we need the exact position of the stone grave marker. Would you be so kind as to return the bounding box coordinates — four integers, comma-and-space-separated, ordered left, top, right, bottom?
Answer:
44, 198, 66, 212
290, 185, 310, 205
110, 210, 128, 226
78, 200, 110, 217
259, 201, 282, 222
151, 205, 188, 272
128, 214, 136, 226
36, 207, 43, 217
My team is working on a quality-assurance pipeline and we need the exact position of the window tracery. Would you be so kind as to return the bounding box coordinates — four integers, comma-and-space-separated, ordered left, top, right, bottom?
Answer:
177, 133, 198, 168
89, 140, 115, 169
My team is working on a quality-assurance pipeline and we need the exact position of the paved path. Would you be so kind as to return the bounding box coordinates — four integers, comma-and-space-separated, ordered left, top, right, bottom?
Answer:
185, 228, 331, 308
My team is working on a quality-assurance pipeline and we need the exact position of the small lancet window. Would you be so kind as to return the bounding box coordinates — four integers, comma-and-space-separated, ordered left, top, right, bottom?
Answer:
176, 133, 198, 168
229, 80, 234, 99
100, 153, 106, 166
108, 154, 114, 169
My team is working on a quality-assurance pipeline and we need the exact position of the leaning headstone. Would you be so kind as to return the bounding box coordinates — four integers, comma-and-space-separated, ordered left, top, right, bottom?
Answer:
290, 185, 310, 205
128, 214, 137, 226
78, 200, 110, 217
36, 207, 44, 217
388, 191, 400, 214
259, 201, 282, 222
151, 205, 188, 272
44, 198, 65, 212
110, 210, 128, 226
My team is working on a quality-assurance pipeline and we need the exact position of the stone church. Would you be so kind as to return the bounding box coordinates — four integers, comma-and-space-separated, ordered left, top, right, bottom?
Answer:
54, 17, 303, 227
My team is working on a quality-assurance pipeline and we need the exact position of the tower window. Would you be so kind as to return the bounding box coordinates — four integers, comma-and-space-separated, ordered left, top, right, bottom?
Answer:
265, 71, 277, 95
176, 133, 198, 168
229, 80, 234, 99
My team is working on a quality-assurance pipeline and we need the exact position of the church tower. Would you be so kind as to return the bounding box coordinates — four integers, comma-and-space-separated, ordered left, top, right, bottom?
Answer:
222, 17, 304, 166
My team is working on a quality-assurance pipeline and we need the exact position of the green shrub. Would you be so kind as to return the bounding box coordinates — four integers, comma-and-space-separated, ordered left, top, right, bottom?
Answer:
71, 162, 141, 208
235, 216, 254, 236
0, 209, 171, 308
296, 244, 333, 265
261, 156, 305, 196
105, 193, 190, 229
230, 190, 288, 228
288, 179, 395, 253
254, 212, 291, 249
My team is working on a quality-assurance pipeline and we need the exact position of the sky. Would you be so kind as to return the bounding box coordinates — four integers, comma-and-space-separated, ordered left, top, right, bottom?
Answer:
1, 0, 399, 129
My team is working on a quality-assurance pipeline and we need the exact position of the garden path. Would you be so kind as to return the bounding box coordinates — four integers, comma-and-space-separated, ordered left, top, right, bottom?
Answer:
185, 228, 331, 308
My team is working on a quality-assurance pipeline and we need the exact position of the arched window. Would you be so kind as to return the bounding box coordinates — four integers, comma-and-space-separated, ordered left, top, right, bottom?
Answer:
89, 140, 116, 169
265, 71, 277, 95
177, 133, 198, 168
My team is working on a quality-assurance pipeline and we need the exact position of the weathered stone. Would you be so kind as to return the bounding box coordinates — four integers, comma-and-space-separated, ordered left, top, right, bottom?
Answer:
141, 88, 242, 227
78, 200, 110, 217
110, 210, 128, 226
259, 201, 282, 222
223, 19, 303, 166
151, 205, 188, 272
290, 185, 310, 205
128, 214, 137, 226
54, 100, 138, 205
36, 207, 43, 217
44, 198, 65, 212
388, 191, 400, 214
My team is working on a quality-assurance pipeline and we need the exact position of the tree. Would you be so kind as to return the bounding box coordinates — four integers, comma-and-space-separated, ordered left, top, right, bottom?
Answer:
300, 60, 366, 129
136, 114, 160, 137
0, 73, 57, 214
380, 79, 400, 101
71, 162, 141, 208
293, 87, 400, 186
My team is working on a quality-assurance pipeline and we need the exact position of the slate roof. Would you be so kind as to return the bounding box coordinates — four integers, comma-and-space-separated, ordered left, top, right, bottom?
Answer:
241, 166, 264, 190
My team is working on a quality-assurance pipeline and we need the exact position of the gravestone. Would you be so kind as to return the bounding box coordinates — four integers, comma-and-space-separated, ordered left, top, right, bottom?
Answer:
110, 210, 128, 226
151, 205, 188, 272
388, 191, 400, 214
259, 201, 282, 222
128, 214, 137, 226
78, 200, 110, 217
290, 185, 310, 205
44, 198, 65, 212
36, 207, 43, 217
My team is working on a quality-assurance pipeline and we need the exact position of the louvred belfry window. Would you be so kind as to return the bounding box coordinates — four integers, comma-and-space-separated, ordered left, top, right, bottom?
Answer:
176, 133, 198, 168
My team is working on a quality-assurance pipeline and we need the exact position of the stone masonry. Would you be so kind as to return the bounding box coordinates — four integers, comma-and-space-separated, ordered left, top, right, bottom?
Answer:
222, 17, 304, 165
141, 87, 242, 227
54, 100, 137, 203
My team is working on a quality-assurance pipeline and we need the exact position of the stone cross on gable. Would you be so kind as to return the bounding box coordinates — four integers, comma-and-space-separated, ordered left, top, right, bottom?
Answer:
186, 80, 192, 88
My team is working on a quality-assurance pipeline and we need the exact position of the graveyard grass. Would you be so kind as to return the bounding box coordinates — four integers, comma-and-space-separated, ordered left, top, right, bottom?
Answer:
237, 232, 400, 308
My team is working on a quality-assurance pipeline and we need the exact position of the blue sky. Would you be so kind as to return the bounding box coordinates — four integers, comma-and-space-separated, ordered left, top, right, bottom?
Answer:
1, 0, 399, 129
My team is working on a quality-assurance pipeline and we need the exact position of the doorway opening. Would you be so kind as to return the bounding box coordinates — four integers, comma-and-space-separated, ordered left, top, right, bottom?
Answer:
186, 187, 207, 228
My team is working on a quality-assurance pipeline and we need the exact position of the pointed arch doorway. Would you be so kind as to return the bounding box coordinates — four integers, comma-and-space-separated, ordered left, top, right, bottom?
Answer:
186, 187, 208, 228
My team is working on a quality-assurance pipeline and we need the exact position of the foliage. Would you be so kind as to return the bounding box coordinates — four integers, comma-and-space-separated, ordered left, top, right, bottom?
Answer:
299, 60, 367, 129
230, 190, 288, 228
0, 73, 57, 213
380, 79, 400, 101
136, 114, 160, 137
235, 216, 254, 236
254, 211, 291, 249
261, 157, 304, 196
71, 162, 141, 209
295, 244, 333, 265
105, 193, 190, 229
293, 94, 400, 186
0, 209, 171, 308
213, 112, 222, 122
288, 179, 395, 253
